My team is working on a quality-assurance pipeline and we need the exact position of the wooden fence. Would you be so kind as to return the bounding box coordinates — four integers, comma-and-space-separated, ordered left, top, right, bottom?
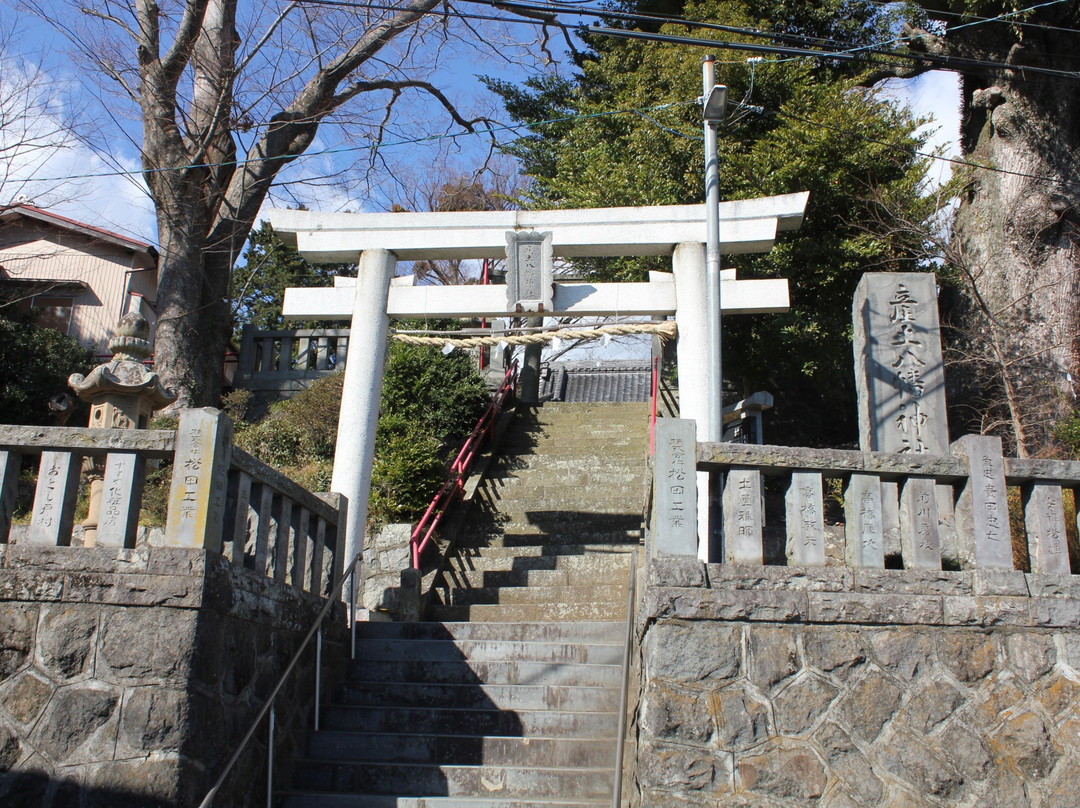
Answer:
0, 408, 345, 597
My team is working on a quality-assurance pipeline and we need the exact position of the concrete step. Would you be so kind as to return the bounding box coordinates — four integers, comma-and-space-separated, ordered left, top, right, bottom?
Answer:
350, 638, 623, 665
438, 563, 631, 588
348, 658, 622, 687
482, 472, 645, 494
320, 705, 618, 737
427, 602, 627, 623
338, 681, 620, 712
476, 496, 641, 514
351, 621, 624, 644
281, 792, 610, 807
461, 512, 642, 536
289, 761, 614, 798
432, 585, 628, 608
307, 731, 617, 767
451, 544, 639, 561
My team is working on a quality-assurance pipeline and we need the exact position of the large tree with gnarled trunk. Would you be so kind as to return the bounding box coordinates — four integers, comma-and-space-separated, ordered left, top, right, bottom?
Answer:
46, 0, 502, 407
895, 1, 1080, 455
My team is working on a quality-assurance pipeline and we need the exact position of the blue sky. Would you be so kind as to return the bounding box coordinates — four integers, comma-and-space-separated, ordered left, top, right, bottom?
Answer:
1, 3, 961, 247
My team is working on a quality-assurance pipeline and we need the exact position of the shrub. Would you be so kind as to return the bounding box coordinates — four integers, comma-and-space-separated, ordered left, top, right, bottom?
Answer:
0, 310, 93, 425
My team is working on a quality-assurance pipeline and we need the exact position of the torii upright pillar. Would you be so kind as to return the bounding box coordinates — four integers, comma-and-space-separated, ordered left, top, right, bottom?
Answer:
332, 249, 396, 567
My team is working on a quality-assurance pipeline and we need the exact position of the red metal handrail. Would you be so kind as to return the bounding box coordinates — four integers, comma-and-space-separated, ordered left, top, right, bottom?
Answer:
410, 359, 519, 568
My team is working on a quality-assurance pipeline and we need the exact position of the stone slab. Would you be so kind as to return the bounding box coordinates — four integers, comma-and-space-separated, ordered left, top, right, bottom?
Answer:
844, 474, 884, 568
165, 409, 233, 552
808, 592, 943, 625
952, 434, 1013, 570
650, 419, 698, 558
644, 587, 808, 622
723, 469, 763, 565
1023, 483, 1071, 574
853, 273, 949, 455
785, 472, 826, 566
899, 477, 941, 569
942, 596, 1034, 627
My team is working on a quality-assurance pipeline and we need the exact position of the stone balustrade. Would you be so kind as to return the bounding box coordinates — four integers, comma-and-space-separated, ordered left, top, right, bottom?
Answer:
652, 418, 1079, 574
236, 325, 350, 387
0, 408, 345, 598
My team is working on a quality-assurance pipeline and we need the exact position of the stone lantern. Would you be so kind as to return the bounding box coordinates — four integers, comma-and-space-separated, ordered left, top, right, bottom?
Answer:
69, 311, 176, 430
68, 310, 176, 544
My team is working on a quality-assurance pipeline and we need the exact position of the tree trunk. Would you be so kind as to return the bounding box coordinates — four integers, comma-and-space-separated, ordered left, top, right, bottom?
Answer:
936, 13, 1080, 455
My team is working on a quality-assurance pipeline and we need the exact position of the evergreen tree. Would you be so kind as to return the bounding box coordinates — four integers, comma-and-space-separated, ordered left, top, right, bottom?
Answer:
488, 0, 937, 446
230, 222, 351, 344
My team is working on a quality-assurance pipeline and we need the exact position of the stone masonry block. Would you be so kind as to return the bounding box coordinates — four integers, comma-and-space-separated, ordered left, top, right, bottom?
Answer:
642, 681, 714, 744
813, 721, 884, 805
801, 627, 867, 674
649, 558, 707, 588
645, 622, 740, 683
637, 740, 731, 795
972, 569, 1029, 597
705, 564, 850, 592
942, 596, 1032, 627
870, 629, 935, 681
735, 739, 827, 806
1033, 597, 1080, 627
0, 606, 36, 683
645, 588, 808, 623
833, 668, 904, 744
30, 685, 119, 766
1, 670, 53, 727
709, 684, 770, 751
853, 568, 970, 597
745, 625, 800, 691
772, 673, 838, 735
938, 631, 996, 683
877, 726, 963, 800
895, 678, 966, 735
988, 710, 1060, 781
97, 609, 198, 685
37, 606, 97, 681
1004, 633, 1056, 682
808, 592, 943, 625
0, 545, 151, 573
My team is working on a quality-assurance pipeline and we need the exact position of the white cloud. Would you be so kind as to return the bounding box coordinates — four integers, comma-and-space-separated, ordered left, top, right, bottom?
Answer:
0, 54, 157, 244
880, 70, 962, 188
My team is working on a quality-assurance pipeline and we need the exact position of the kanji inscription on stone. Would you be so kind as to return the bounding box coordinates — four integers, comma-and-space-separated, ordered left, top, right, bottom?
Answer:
852, 273, 948, 455
650, 418, 698, 557
723, 469, 763, 564
951, 435, 1012, 569
785, 471, 825, 566
505, 230, 553, 313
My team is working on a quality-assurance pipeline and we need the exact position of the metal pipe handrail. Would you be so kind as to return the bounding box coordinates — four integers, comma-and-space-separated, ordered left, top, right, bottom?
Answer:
611, 550, 638, 808
411, 360, 518, 568
197, 553, 362, 808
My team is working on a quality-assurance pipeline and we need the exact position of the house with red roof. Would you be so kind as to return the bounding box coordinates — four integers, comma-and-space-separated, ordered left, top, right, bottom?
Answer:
0, 204, 158, 358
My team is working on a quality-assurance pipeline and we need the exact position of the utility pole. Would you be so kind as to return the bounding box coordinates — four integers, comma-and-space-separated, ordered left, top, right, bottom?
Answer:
701, 55, 727, 558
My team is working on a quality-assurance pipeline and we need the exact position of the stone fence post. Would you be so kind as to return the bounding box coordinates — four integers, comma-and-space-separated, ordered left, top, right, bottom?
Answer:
164, 408, 233, 552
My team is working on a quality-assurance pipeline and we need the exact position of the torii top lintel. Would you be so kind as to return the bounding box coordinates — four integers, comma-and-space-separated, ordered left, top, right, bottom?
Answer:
264, 192, 809, 262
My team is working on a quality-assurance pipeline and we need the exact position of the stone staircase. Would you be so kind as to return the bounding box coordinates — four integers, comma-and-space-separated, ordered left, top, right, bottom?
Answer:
278, 402, 648, 807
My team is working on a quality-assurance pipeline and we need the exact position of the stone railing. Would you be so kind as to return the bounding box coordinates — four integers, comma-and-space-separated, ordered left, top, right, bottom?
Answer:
235, 325, 349, 392
651, 419, 1077, 574
0, 408, 345, 597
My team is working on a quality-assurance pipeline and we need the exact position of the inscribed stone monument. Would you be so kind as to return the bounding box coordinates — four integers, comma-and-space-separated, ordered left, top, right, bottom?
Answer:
853, 273, 948, 455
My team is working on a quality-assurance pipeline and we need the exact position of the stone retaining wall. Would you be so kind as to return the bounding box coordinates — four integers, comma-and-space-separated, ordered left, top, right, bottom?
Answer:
635, 559, 1080, 807
0, 545, 346, 808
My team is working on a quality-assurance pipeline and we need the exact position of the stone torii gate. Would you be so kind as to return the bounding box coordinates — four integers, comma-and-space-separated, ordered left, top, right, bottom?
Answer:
267, 191, 809, 566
